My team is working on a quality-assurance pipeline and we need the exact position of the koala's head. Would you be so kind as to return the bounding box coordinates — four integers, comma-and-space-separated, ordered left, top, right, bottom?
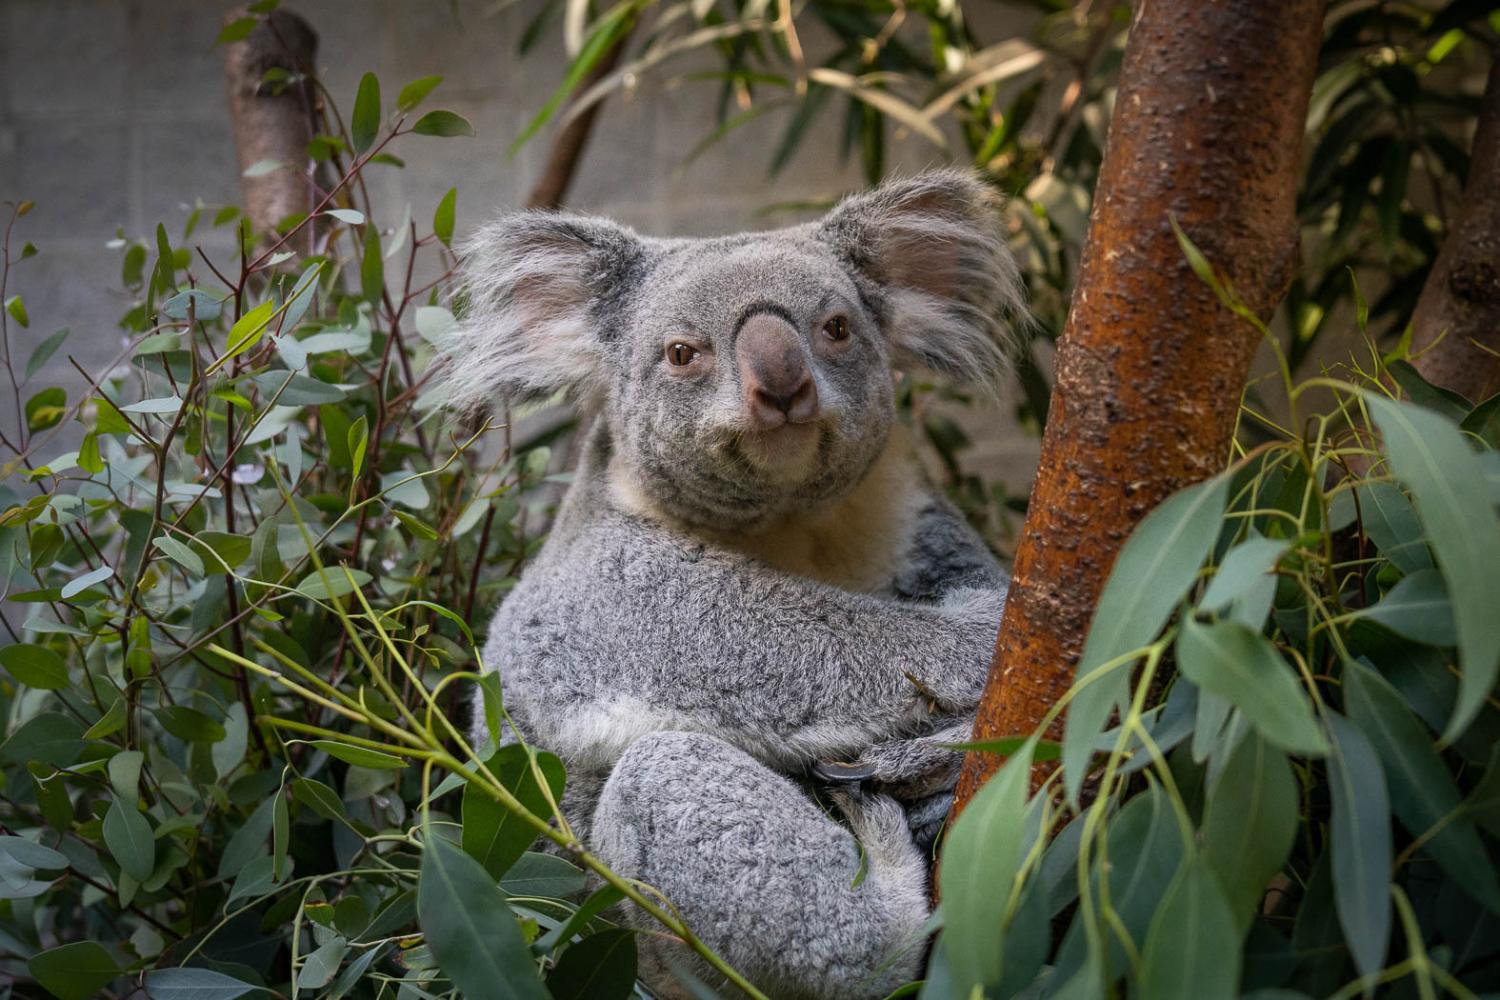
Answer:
434, 171, 1024, 529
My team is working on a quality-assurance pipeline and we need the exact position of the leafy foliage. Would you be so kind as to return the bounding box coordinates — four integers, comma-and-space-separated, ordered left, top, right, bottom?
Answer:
0, 53, 690, 1000
3, 0, 1499, 998
933, 267, 1500, 998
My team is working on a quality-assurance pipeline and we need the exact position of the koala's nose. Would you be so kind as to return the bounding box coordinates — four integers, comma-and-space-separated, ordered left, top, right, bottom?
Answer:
736, 314, 819, 429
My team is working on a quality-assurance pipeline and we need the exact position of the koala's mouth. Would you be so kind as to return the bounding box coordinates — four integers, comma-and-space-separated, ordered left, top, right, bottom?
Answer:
734, 422, 822, 480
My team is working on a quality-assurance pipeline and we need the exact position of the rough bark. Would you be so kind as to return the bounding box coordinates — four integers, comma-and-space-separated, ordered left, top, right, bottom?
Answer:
222, 8, 320, 251
952, 0, 1326, 811
1409, 56, 1500, 404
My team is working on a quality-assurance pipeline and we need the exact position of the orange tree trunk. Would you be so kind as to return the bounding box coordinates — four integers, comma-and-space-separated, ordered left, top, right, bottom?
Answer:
1410, 56, 1500, 404
953, 0, 1325, 810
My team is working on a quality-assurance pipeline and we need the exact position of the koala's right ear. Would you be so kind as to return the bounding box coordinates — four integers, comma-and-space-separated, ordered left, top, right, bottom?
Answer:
430, 212, 645, 412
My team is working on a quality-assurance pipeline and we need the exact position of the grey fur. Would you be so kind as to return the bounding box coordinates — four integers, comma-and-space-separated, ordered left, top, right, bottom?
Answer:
436, 171, 1022, 999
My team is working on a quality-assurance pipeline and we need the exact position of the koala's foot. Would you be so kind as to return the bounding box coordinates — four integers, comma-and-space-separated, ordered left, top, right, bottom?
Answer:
592, 731, 929, 1000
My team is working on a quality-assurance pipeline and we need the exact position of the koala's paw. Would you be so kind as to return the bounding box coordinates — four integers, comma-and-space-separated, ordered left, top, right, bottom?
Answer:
905, 791, 953, 857
844, 730, 966, 800
826, 787, 918, 868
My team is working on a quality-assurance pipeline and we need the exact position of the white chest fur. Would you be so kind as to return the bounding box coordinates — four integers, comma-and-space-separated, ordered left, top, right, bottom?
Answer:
609, 427, 927, 593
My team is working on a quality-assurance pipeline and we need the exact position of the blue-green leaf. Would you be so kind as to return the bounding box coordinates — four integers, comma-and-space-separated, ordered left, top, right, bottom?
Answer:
938, 737, 1037, 993
1176, 617, 1328, 756
1063, 474, 1230, 803
1137, 857, 1240, 1000
1365, 394, 1500, 739
419, 832, 547, 999
1326, 711, 1392, 980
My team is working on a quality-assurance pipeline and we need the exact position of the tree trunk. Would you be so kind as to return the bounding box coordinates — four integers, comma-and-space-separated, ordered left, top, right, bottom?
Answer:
1409, 56, 1500, 404
952, 0, 1325, 811
222, 8, 320, 251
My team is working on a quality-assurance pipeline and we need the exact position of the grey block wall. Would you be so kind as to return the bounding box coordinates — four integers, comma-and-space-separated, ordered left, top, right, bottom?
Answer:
0, 0, 1041, 495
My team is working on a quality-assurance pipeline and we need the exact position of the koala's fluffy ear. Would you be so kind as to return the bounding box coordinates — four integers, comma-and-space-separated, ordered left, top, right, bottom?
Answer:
431, 212, 645, 411
819, 171, 1025, 388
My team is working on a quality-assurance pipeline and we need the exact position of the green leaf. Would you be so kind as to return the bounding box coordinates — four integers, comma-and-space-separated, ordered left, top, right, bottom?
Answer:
1326, 711, 1392, 981
324, 207, 365, 225
218, 797, 275, 880
1355, 568, 1456, 646
463, 745, 566, 878
292, 777, 348, 822
309, 739, 407, 769
1201, 733, 1298, 932
0, 712, 85, 767
103, 794, 155, 881
419, 832, 548, 1000
217, 15, 257, 43
1387, 359, 1471, 419
0, 835, 68, 871
61, 564, 113, 599
1064, 474, 1230, 802
108, 750, 143, 803
5, 293, 30, 327
0, 643, 68, 689
499, 851, 587, 898
1366, 394, 1500, 740
1343, 658, 1500, 912
25, 386, 66, 432
297, 938, 347, 990
225, 301, 276, 359
295, 568, 373, 600
1176, 617, 1329, 757
120, 395, 183, 415
1137, 857, 1240, 1000
938, 737, 1038, 993
192, 531, 253, 570
351, 72, 381, 153
85, 698, 127, 740
546, 929, 637, 1000
1199, 535, 1291, 630
433, 187, 456, 245
398, 75, 443, 112
153, 535, 205, 576
249, 370, 346, 405
361, 224, 383, 307
145, 967, 261, 999
348, 415, 369, 484
78, 430, 102, 474
25, 329, 71, 379
412, 110, 476, 137
157, 705, 227, 743
28, 941, 120, 1000
512, 4, 635, 155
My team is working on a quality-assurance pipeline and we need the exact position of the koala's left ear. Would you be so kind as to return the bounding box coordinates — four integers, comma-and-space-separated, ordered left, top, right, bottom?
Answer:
429, 212, 646, 412
819, 170, 1025, 387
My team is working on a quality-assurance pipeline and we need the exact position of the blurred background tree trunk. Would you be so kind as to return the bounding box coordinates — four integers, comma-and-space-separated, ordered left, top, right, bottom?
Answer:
222, 8, 320, 254
1410, 56, 1500, 403
952, 0, 1327, 812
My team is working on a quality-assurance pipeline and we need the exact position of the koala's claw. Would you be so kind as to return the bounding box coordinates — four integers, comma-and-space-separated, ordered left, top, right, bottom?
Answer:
813, 759, 880, 783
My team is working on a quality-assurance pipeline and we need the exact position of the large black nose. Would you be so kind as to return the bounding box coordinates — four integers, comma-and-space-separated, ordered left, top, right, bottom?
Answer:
735, 314, 819, 430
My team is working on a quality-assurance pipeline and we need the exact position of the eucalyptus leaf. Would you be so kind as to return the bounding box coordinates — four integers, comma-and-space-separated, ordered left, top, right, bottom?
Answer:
419, 832, 548, 1000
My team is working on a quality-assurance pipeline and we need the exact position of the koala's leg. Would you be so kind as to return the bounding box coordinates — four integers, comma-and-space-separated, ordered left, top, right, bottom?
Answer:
592, 731, 929, 1000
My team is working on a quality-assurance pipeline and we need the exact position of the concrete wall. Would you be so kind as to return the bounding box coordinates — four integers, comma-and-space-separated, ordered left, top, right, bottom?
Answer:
0, 0, 1041, 493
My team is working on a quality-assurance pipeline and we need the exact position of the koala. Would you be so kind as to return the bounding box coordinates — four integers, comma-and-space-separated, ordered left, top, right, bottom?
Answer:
434, 171, 1022, 999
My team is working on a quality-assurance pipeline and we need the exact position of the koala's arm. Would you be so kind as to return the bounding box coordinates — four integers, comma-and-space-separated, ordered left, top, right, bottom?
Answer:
491, 515, 1005, 768
891, 491, 1007, 602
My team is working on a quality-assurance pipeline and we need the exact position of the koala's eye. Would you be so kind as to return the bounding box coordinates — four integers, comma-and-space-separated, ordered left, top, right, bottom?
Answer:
823, 315, 851, 342
666, 342, 699, 366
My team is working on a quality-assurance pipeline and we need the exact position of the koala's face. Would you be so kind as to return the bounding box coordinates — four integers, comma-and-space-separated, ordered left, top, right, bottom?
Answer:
437, 171, 1024, 528
609, 237, 898, 527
